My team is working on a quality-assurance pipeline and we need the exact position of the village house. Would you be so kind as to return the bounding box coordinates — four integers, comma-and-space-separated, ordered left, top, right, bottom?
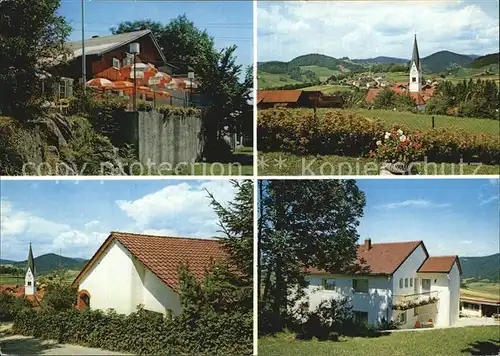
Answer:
300, 239, 461, 329
45, 30, 201, 108
72, 232, 228, 316
460, 297, 500, 318
257, 90, 343, 109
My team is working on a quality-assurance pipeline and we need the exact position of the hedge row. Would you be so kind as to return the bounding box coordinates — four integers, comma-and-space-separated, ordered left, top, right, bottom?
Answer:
257, 109, 500, 164
13, 307, 252, 355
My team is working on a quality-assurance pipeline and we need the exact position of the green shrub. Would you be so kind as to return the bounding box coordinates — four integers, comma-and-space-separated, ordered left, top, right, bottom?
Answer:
12, 263, 252, 355
0, 292, 32, 322
258, 108, 385, 156
258, 108, 500, 164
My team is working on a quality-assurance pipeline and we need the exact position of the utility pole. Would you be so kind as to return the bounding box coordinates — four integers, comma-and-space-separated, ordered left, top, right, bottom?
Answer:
81, 0, 86, 91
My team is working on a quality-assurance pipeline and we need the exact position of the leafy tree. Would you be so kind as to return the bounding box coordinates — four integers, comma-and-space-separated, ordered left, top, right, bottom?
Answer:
260, 180, 366, 332
111, 16, 252, 159
395, 93, 416, 111
0, 0, 71, 118
206, 179, 253, 281
372, 88, 397, 109
42, 269, 77, 311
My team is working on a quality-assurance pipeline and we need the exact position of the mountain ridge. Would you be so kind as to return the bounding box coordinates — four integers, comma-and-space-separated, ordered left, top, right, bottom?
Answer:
0, 253, 88, 274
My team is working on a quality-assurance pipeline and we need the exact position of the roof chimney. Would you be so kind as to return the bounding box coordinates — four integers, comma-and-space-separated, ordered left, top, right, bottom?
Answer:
364, 238, 372, 251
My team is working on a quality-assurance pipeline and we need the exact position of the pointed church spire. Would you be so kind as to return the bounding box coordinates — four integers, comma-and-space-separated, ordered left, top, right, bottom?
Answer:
412, 34, 420, 69
27, 242, 35, 274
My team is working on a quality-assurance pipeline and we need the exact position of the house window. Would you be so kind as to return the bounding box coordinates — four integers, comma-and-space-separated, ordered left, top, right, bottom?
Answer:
463, 302, 479, 311
422, 279, 431, 293
27, 281, 32, 286
353, 311, 368, 325
353, 279, 369, 293
412, 77, 416, 82
123, 54, 133, 66
322, 278, 336, 290
399, 278, 403, 289
53, 78, 74, 100
399, 311, 407, 324
410, 278, 413, 287
405, 278, 408, 288
112, 58, 121, 69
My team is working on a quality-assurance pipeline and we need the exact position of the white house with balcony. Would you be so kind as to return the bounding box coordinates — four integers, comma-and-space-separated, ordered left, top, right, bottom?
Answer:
300, 239, 462, 329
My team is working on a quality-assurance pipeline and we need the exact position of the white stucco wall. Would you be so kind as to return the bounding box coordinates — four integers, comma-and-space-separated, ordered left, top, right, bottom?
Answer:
78, 240, 181, 315
416, 271, 452, 327
409, 62, 421, 93
303, 274, 393, 326
448, 262, 460, 326
24, 268, 36, 295
392, 244, 428, 295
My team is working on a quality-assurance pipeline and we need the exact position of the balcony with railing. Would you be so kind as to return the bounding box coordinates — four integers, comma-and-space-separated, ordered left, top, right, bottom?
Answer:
392, 291, 439, 311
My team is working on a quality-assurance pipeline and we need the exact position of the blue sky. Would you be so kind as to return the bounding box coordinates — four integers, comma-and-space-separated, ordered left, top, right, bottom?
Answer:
356, 179, 499, 257
258, 179, 499, 258
58, 1, 253, 71
0, 180, 238, 261
258, 1, 499, 61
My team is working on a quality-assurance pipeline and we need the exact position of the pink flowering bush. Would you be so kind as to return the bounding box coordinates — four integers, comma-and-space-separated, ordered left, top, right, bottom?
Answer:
371, 126, 425, 165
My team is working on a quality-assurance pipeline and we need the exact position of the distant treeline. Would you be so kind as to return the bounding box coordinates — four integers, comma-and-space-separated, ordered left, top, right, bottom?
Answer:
0, 266, 24, 275
426, 79, 499, 120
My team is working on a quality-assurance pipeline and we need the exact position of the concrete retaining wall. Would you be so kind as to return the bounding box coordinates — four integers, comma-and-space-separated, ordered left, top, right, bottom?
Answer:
136, 111, 202, 166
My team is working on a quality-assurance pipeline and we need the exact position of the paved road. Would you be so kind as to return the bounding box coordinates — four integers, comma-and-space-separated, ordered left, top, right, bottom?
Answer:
0, 335, 128, 355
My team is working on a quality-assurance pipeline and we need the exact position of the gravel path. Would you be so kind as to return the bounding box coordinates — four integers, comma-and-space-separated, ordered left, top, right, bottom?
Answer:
0, 335, 128, 355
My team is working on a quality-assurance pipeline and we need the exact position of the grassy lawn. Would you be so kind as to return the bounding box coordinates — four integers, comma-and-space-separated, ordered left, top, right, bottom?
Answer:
462, 280, 500, 300
302, 84, 353, 93
352, 108, 500, 136
261, 108, 499, 137
259, 326, 500, 356
258, 152, 500, 176
299, 66, 341, 81
258, 72, 302, 89
385, 72, 409, 82
0, 275, 24, 285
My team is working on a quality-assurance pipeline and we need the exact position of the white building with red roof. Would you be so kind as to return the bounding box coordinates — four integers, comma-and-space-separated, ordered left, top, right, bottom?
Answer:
72, 232, 228, 316
301, 239, 461, 329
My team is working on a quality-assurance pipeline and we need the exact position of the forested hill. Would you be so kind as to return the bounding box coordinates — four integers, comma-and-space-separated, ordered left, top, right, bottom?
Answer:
460, 253, 500, 282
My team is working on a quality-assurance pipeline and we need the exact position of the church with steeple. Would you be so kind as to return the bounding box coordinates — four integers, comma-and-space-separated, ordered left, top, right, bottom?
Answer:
365, 33, 437, 110
409, 34, 424, 93
24, 243, 37, 297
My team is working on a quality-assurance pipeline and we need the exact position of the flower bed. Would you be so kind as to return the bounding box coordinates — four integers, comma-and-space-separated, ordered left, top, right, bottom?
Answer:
257, 109, 500, 165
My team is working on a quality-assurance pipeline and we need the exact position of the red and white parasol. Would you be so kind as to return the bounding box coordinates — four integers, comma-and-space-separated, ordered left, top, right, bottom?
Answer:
86, 78, 113, 88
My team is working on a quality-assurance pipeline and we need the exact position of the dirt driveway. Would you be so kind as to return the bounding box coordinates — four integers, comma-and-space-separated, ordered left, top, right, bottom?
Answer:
0, 335, 128, 355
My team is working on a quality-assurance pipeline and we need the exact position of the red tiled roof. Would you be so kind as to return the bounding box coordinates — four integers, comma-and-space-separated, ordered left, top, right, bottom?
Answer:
73, 232, 228, 292
0, 284, 24, 297
365, 88, 426, 105
306, 240, 427, 275
257, 90, 303, 103
418, 256, 462, 274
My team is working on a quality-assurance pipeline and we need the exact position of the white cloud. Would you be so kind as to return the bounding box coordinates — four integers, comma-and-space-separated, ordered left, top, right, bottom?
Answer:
84, 220, 101, 229
479, 195, 499, 206
0, 199, 106, 259
376, 199, 450, 210
116, 180, 237, 229
257, 1, 499, 61
460, 240, 473, 244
